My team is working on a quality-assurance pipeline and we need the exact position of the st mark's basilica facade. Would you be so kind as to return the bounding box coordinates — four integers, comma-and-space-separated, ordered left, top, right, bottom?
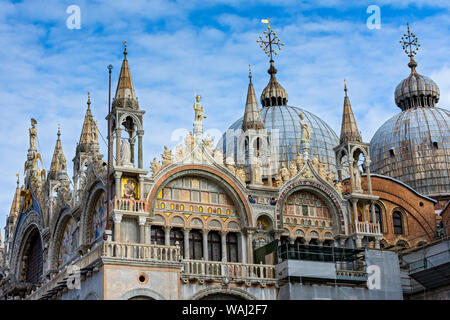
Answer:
0, 23, 448, 300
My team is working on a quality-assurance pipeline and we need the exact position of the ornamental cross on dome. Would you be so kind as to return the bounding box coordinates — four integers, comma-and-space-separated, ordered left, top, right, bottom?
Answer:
399, 23, 420, 59
256, 19, 285, 61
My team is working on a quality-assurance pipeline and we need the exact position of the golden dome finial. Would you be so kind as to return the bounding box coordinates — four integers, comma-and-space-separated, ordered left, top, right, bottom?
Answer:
256, 19, 285, 62
122, 40, 127, 57
399, 23, 420, 72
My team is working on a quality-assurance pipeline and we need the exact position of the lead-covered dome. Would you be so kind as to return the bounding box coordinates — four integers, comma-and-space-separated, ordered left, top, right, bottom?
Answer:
371, 56, 450, 198
218, 105, 340, 171
394, 58, 440, 111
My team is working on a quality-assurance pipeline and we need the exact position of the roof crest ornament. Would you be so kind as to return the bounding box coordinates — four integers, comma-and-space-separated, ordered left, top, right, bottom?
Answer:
399, 23, 420, 73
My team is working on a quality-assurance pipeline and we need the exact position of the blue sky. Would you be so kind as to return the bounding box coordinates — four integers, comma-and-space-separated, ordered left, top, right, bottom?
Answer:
0, 0, 449, 236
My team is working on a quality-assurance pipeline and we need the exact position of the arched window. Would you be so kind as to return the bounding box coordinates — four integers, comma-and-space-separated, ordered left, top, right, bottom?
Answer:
189, 230, 203, 260
226, 233, 239, 262
375, 204, 383, 233
23, 229, 43, 284
393, 211, 403, 235
170, 228, 184, 258
151, 226, 165, 245
208, 231, 222, 261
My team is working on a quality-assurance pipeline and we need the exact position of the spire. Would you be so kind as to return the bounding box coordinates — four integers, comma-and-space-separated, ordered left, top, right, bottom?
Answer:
339, 80, 362, 143
78, 93, 99, 153
243, 65, 265, 131
48, 125, 68, 180
9, 174, 21, 218
113, 41, 139, 110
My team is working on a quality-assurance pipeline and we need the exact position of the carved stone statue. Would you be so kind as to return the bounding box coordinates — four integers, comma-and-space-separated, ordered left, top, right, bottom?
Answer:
274, 174, 283, 188
150, 157, 161, 177
29, 118, 37, 150
185, 131, 194, 153
326, 170, 335, 184
203, 133, 213, 154
175, 144, 185, 161
311, 156, 319, 171
280, 165, 290, 183
194, 94, 206, 123
212, 149, 223, 165
225, 156, 235, 175
235, 166, 246, 184
289, 162, 298, 178
353, 161, 362, 193
334, 181, 343, 195
296, 153, 305, 170
318, 163, 328, 180
299, 113, 310, 148
300, 165, 314, 179
120, 139, 133, 167
252, 157, 263, 185
161, 146, 173, 167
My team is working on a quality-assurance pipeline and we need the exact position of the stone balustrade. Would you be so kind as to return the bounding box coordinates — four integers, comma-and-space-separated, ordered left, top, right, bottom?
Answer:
103, 241, 181, 262
182, 260, 276, 284
352, 220, 381, 235
114, 197, 147, 213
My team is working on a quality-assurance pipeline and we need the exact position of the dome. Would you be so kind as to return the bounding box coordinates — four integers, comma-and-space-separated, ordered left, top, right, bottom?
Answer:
218, 105, 340, 171
394, 59, 440, 111
370, 106, 450, 197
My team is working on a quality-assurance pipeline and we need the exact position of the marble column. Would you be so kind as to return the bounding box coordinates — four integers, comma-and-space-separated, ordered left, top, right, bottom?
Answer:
138, 216, 146, 244
137, 130, 144, 169
114, 171, 122, 199
138, 175, 144, 200
202, 229, 209, 261
113, 213, 123, 242
146, 224, 151, 244
116, 128, 122, 166
246, 229, 254, 264
164, 225, 171, 246
129, 135, 136, 166
239, 232, 246, 263
183, 228, 191, 259
221, 231, 228, 262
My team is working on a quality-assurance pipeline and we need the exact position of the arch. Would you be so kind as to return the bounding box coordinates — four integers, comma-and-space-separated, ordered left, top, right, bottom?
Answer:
120, 288, 166, 300
153, 214, 166, 225
118, 112, 143, 132
80, 182, 106, 246
170, 215, 185, 227
50, 209, 78, 270
190, 286, 257, 300
226, 221, 240, 231
10, 210, 44, 278
18, 226, 43, 284
189, 217, 204, 228
276, 180, 346, 235
392, 209, 405, 235
256, 214, 273, 231
148, 165, 252, 227
309, 230, 319, 239
208, 219, 222, 230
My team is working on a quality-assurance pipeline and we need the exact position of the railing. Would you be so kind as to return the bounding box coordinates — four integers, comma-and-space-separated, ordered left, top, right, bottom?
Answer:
182, 260, 276, 281
404, 248, 450, 274
114, 197, 147, 213
103, 242, 181, 262
278, 243, 366, 274
352, 220, 381, 235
